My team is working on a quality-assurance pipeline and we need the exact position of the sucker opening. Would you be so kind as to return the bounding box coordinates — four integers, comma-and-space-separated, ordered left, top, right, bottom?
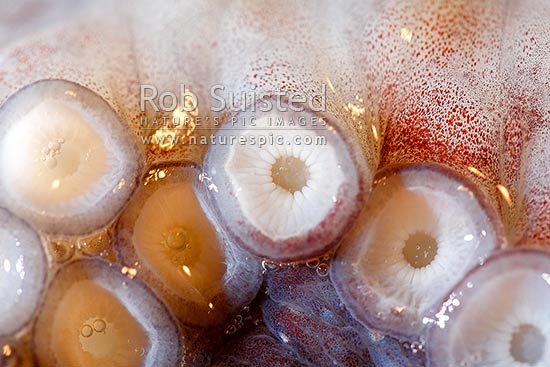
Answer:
270, 156, 310, 193
402, 231, 438, 269
510, 324, 546, 365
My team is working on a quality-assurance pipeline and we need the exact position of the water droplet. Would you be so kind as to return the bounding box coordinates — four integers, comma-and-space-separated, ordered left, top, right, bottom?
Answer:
81, 324, 93, 338
162, 227, 189, 250
93, 319, 107, 333
50, 142, 61, 151
49, 240, 75, 263
45, 157, 57, 169
79, 232, 110, 255
225, 324, 238, 335
121, 266, 138, 279
403, 341, 424, 354
316, 263, 329, 277
306, 258, 320, 268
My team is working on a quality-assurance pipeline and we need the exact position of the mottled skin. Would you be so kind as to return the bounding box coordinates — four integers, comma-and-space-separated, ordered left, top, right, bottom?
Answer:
211, 323, 308, 367
500, 0, 550, 245
263, 265, 425, 367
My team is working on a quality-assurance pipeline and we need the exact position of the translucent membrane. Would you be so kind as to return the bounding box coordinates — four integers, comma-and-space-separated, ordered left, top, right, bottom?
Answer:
204, 107, 365, 262
33, 259, 181, 367
428, 249, 550, 367
499, 0, 550, 245
331, 163, 502, 339
0, 208, 46, 337
116, 163, 262, 328
0, 80, 142, 235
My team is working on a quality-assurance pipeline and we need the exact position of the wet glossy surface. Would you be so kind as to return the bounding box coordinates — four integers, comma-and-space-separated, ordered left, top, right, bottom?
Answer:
116, 163, 263, 329
0, 208, 46, 337
428, 250, 550, 367
0, 80, 142, 235
0, 0, 549, 366
33, 259, 182, 367
331, 163, 502, 339
203, 107, 368, 262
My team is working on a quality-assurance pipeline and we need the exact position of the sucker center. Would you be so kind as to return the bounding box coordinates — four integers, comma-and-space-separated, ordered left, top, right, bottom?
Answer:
271, 156, 309, 193
510, 324, 546, 365
162, 227, 190, 250
161, 226, 200, 268
402, 231, 438, 269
